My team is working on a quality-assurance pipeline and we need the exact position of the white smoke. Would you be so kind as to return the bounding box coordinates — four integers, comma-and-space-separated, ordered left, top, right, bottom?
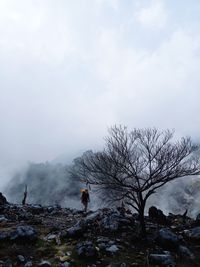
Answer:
147, 176, 200, 218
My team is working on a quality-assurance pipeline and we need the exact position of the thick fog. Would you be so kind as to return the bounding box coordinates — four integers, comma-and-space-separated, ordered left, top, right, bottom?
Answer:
1, 0, 200, 208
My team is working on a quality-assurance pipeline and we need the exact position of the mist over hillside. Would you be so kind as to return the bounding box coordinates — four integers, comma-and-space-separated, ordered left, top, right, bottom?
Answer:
4, 150, 200, 218
147, 176, 200, 217
5, 161, 82, 209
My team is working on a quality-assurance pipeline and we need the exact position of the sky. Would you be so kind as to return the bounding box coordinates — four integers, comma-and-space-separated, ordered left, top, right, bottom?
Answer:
0, 0, 200, 187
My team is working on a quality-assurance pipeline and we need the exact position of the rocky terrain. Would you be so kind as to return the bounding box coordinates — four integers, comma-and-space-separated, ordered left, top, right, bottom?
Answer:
0, 194, 200, 267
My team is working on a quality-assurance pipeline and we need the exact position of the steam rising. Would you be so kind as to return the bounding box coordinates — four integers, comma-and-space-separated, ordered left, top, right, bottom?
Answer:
5, 153, 200, 218
147, 176, 200, 218
5, 162, 82, 209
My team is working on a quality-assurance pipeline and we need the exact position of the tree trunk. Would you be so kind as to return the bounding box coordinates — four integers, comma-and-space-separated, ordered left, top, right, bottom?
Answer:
138, 203, 146, 238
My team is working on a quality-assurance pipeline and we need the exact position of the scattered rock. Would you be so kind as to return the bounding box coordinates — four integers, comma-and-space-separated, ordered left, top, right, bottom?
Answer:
10, 226, 37, 241
28, 205, 44, 215
0, 204, 200, 266
76, 241, 98, 258
99, 209, 133, 232
149, 252, 176, 267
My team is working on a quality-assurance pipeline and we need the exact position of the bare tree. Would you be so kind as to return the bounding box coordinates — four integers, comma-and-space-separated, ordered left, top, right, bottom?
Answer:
75, 126, 200, 236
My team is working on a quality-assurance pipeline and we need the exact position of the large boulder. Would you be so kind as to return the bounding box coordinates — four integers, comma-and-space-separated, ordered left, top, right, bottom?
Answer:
157, 228, 180, 250
149, 206, 167, 225
178, 245, 194, 260
184, 227, 200, 242
0, 192, 8, 205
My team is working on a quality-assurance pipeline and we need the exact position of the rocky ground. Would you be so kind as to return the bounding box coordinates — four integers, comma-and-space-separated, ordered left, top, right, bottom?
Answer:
0, 199, 200, 267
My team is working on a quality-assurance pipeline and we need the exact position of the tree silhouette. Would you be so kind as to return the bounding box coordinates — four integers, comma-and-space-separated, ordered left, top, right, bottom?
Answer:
75, 126, 200, 236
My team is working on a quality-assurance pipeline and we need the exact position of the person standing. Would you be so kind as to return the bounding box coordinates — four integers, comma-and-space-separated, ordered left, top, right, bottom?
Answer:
81, 189, 90, 212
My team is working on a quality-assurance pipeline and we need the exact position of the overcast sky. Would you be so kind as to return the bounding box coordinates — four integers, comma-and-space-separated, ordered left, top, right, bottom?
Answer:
0, 0, 200, 187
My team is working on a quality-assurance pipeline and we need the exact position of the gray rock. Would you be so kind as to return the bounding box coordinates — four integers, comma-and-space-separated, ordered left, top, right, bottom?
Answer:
18, 212, 33, 221
100, 213, 120, 231
83, 209, 133, 232
44, 233, 57, 241
178, 245, 194, 259
98, 243, 107, 250
76, 241, 97, 258
2, 260, 13, 267
157, 228, 180, 250
67, 221, 85, 237
47, 206, 54, 213
0, 192, 8, 205
0, 215, 8, 222
24, 262, 33, 267
29, 205, 44, 215
85, 210, 101, 223
10, 226, 37, 241
17, 255, 25, 263
149, 206, 167, 224
184, 227, 200, 241
97, 237, 110, 243
38, 261, 51, 267
0, 231, 9, 241
149, 253, 176, 267
106, 245, 119, 253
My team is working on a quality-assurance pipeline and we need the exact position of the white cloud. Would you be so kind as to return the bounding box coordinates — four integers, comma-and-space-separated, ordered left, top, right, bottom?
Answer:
95, 0, 119, 10
0, 0, 200, 189
135, 0, 168, 29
